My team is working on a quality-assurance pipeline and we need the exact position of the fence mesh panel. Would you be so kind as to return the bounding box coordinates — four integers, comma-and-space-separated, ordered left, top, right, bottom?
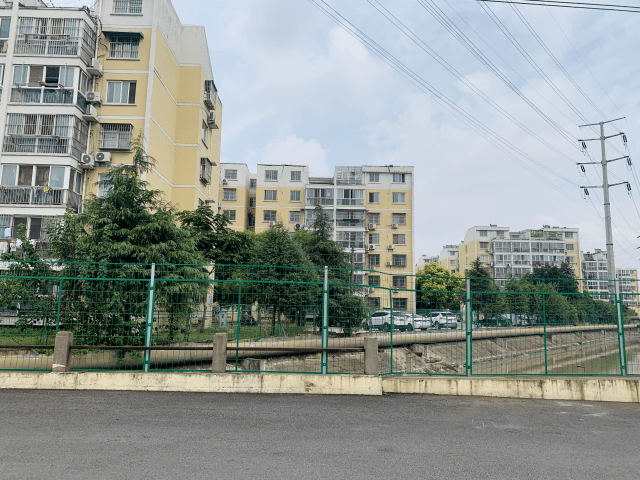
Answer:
1, 261, 639, 376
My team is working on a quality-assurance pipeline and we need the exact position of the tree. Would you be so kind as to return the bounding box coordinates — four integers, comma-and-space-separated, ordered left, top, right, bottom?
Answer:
415, 263, 464, 311
294, 206, 367, 335
525, 260, 579, 295
466, 257, 503, 320
45, 136, 208, 344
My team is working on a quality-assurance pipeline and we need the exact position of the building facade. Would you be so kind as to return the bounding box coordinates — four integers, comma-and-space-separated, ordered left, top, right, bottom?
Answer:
581, 249, 639, 312
438, 245, 459, 275
457, 225, 581, 287
416, 254, 439, 272
219, 164, 416, 312
0, 0, 221, 252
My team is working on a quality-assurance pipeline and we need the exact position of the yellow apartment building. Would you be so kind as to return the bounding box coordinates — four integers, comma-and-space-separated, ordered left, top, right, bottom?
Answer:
0, 0, 221, 253
438, 244, 460, 275
457, 225, 581, 287
219, 164, 416, 312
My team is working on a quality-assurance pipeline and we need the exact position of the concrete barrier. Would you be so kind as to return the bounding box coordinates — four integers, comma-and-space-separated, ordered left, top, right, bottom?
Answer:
1, 371, 638, 402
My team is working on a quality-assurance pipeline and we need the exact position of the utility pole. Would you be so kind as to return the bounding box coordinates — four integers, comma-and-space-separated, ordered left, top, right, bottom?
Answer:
578, 117, 631, 291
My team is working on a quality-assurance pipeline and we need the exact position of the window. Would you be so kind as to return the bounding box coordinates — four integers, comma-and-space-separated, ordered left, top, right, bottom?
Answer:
79, 71, 89, 95
201, 121, 207, 145
565, 232, 574, 239
289, 211, 300, 223
393, 276, 407, 288
306, 188, 334, 205
369, 276, 380, 286
263, 210, 276, 222
69, 170, 82, 194
291, 171, 301, 182
480, 242, 488, 249
368, 192, 379, 203
496, 230, 505, 236
337, 189, 364, 206
222, 210, 236, 221
0, 215, 10, 239
290, 190, 301, 202
369, 233, 379, 245
249, 197, 256, 207
369, 213, 380, 224
5, 114, 88, 158
567, 256, 575, 264
392, 255, 407, 266
109, 36, 140, 59
449, 251, 457, 256
1, 165, 64, 189
250, 179, 257, 188
566, 244, 574, 251
265, 170, 278, 181
392, 298, 408, 310
225, 169, 237, 180
223, 188, 236, 201
106, 81, 136, 104
97, 174, 112, 198
450, 259, 456, 265
392, 192, 405, 204
480, 255, 488, 263
335, 166, 362, 185
369, 254, 380, 267
392, 173, 405, 183
113, 0, 143, 14
15, 17, 96, 59
479, 230, 488, 237
99, 124, 132, 150
0, 18, 10, 53
264, 190, 277, 201
368, 297, 380, 308
393, 234, 406, 245
392, 213, 406, 225
369, 172, 379, 183
200, 158, 212, 185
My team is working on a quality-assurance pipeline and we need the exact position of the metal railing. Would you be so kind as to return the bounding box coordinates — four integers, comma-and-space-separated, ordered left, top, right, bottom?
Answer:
0, 186, 80, 210
0, 262, 637, 376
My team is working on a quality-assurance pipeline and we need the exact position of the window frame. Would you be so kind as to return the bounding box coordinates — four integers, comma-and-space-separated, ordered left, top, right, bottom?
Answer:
222, 209, 236, 221
289, 211, 300, 223
290, 190, 301, 202
368, 192, 379, 204
368, 172, 379, 183
222, 188, 237, 201
290, 170, 301, 182
392, 192, 405, 204
392, 173, 405, 183
264, 190, 277, 201
265, 170, 278, 181
224, 169, 238, 180
105, 80, 137, 104
263, 210, 277, 223
392, 234, 406, 245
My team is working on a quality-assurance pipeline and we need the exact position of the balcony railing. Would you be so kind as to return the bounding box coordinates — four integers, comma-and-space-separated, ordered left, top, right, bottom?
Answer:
10, 87, 74, 105
0, 186, 80, 212
337, 199, 364, 206
3, 135, 75, 155
306, 197, 334, 206
336, 219, 365, 228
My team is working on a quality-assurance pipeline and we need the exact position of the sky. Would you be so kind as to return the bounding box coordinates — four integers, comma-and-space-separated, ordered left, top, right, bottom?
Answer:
71, 0, 640, 268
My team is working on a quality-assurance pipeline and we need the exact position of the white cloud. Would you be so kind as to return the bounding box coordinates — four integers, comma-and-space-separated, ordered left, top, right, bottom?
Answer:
260, 134, 332, 177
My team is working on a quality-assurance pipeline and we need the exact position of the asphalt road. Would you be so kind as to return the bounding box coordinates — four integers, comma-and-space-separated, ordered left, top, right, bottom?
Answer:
0, 390, 639, 480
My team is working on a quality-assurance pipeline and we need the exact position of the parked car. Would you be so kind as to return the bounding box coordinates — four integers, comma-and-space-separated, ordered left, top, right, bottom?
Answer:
429, 311, 459, 330
367, 310, 392, 331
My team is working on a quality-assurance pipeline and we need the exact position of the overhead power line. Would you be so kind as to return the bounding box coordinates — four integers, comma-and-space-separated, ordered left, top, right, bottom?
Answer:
477, 0, 640, 13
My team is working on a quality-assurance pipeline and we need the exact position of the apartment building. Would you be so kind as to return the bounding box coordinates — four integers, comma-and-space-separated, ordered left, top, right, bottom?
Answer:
438, 244, 460, 275
416, 254, 439, 272
457, 225, 581, 287
0, 0, 221, 252
219, 164, 416, 311
581, 249, 639, 312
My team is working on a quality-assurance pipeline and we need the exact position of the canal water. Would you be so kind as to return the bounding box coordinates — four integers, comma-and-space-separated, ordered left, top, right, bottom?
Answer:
549, 347, 640, 375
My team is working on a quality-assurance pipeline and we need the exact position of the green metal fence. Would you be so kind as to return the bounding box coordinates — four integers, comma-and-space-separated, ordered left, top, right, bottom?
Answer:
0, 261, 637, 376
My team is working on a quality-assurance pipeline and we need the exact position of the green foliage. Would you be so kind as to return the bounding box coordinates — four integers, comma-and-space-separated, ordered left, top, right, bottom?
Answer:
524, 260, 579, 295
415, 263, 464, 311
465, 257, 504, 317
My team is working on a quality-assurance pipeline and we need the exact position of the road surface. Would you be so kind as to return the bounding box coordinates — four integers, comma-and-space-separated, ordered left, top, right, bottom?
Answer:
1, 390, 638, 479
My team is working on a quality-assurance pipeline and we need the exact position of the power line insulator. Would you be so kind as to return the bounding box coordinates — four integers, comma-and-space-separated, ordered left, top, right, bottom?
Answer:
581, 187, 589, 200
580, 141, 587, 154
578, 164, 586, 176
627, 156, 633, 170
623, 134, 628, 149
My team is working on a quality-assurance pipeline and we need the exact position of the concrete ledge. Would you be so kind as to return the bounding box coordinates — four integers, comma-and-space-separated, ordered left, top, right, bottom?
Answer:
0, 372, 383, 396
382, 375, 640, 403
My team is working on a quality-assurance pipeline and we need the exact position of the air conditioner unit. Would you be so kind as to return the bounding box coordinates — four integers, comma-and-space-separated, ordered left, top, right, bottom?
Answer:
82, 105, 99, 123
222, 179, 228, 185
386, 261, 393, 266
79, 154, 95, 169
295, 223, 301, 230
391, 223, 399, 229
207, 112, 219, 129
368, 223, 376, 230
368, 244, 375, 250
388, 245, 394, 250
269, 221, 276, 227
86, 91, 102, 104
87, 58, 103, 77
95, 151, 111, 163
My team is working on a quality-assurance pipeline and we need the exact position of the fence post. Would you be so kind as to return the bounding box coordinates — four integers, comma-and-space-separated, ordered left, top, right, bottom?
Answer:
143, 263, 156, 373
465, 277, 471, 376
212, 332, 228, 373
235, 282, 242, 372
389, 288, 393, 374
55, 278, 63, 333
52, 331, 73, 372
364, 337, 379, 375
615, 280, 627, 376
543, 293, 547, 375
321, 266, 328, 374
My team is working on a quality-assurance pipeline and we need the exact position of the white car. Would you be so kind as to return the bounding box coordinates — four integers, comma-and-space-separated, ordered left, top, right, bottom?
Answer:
429, 311, 459, 330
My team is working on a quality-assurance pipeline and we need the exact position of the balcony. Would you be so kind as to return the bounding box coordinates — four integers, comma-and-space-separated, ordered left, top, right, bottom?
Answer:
306, 197, 333, 206
0, 186, 80, 212
3, 135, 76, 156
10, 87, 74, 105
